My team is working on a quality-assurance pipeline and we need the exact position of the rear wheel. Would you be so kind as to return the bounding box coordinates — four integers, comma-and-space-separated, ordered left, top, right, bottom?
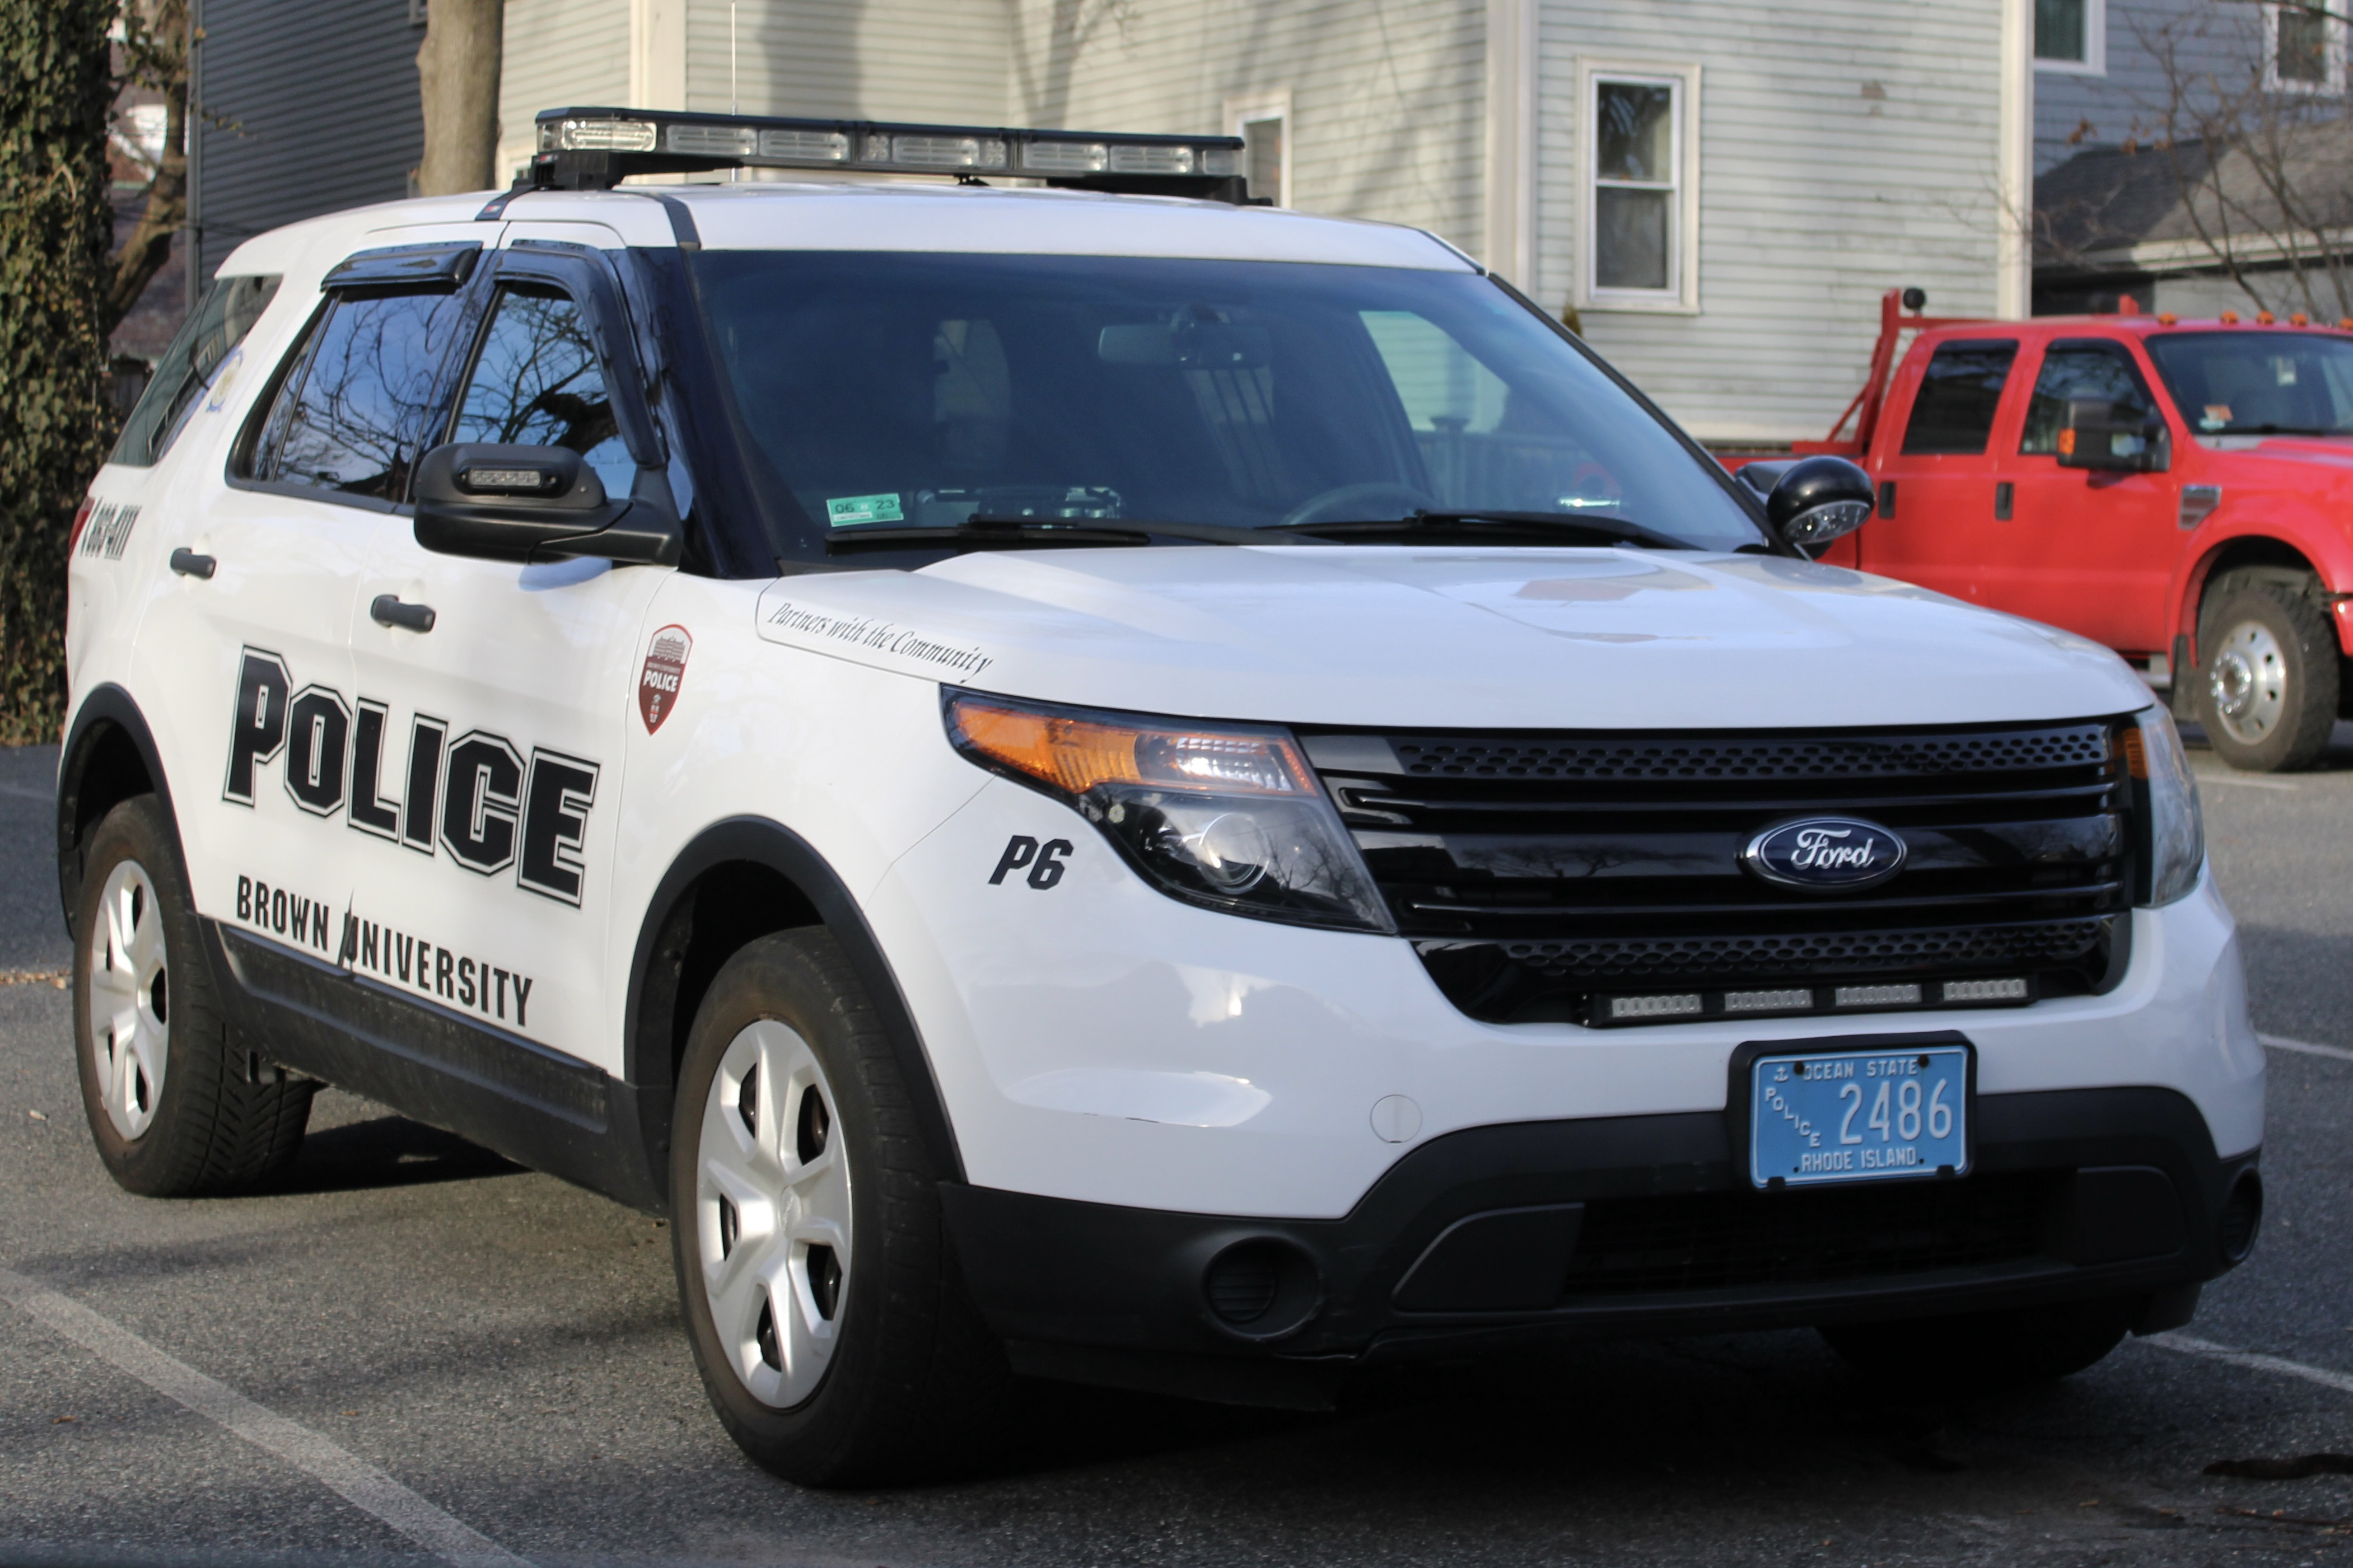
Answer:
73, 795, 314, 1195
1819, 1295, 2136, 1392
668, 929, 1008, 1486
2196, 575, 2338, 772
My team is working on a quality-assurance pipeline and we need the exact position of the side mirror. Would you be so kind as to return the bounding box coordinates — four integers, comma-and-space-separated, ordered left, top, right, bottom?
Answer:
2057, 399, 2165, 473
1748, 455, 1874, 555
412, 443, 681, 567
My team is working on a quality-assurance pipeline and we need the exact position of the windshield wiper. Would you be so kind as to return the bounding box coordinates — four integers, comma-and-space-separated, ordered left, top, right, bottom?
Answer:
1264, 510, 1696, 550
2225, 424, 2345, 437
824, 517, 1328, 554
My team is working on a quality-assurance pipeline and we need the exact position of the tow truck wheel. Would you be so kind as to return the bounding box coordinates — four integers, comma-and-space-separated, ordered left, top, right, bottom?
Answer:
669, 928, 1008, 1486
72, 795, 315, 1196
1818, 1295, 2137, 1391
2196, 574, 2340, 772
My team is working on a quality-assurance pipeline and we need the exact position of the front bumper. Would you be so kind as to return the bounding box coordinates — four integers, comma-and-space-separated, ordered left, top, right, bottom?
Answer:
942, 1085, 2257, 1408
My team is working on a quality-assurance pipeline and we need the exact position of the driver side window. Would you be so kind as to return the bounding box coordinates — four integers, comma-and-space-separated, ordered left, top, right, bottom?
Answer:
2020, 341, 2158, 455
448, 284, 636, 498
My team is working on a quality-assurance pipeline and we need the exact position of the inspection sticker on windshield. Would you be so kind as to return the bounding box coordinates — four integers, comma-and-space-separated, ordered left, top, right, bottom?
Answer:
1749, 1043, 1968, 1188
827, 493, 904, 526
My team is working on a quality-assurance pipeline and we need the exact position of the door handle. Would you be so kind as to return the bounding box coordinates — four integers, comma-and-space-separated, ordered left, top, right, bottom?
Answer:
168, 547, 216, 579
370, 594, 436, 633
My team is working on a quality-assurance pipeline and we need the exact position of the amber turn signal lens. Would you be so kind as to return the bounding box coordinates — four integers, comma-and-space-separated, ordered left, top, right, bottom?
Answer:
948, 695, 1310, 798
2057, 429, 2078, 457
2121, 726, 2149, 780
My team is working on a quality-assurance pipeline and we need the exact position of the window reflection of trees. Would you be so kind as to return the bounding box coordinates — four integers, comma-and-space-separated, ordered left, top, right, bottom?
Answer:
267, 292, 460, 501
452, 287, 623, 462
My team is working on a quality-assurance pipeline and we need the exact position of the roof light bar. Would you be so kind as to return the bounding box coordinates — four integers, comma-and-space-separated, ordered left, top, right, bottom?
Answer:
529, 107, 1252, 202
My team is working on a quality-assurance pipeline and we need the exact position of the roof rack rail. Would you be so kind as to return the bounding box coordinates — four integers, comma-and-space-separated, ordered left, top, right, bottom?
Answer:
527, 107, 1257, 203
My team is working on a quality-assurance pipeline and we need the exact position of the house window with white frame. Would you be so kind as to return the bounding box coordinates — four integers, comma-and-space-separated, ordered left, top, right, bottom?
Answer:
1225, 92, 1291, 206
2267, 1, 2342, 90
1581, 67, 1697, 310
2034, 0, 2106, 74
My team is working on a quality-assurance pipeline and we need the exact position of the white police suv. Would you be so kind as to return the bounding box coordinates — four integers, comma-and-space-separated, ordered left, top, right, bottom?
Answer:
63, 106, 2264, 1485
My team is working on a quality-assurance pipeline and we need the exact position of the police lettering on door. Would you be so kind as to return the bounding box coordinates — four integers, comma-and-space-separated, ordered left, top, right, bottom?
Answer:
221, 646, 599, 906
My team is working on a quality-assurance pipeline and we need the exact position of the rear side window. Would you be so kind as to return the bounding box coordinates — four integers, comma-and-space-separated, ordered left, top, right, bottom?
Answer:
247, 288, 469, 502
109, 275, 281, 467
2020, 341, 2158, 454
1900, 339, 2019, 455
447, 284, 634, 498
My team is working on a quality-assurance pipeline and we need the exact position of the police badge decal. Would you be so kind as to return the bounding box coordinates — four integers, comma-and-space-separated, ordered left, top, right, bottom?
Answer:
639, 625, 692, 733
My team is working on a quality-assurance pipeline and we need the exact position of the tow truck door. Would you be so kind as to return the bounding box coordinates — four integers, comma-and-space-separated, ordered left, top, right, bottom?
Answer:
1995, 338, 2176, 650
344, 238, 667, 1078
1855, 337, 2020, 605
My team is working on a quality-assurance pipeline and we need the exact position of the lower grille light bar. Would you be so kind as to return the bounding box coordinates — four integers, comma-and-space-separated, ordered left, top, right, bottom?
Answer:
1596, 975, 2032, 1027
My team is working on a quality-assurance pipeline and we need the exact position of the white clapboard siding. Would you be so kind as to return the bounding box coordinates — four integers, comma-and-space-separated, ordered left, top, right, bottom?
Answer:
680, 0, 1012, 123
1538, 0, 2007, 441
498, 0, 632, 183
1006, 0, 1486, 253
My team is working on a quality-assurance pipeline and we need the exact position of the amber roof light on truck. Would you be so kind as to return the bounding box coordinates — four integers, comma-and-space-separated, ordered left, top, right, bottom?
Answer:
528, 106, 1254, 202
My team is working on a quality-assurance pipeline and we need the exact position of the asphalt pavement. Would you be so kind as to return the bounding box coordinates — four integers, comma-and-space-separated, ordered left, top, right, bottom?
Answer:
3, 730, 2352, 1568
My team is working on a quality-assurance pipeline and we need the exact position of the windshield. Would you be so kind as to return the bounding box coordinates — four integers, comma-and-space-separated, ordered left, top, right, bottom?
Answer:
2144, 331, 2353, 436
688, 252, 1767, 558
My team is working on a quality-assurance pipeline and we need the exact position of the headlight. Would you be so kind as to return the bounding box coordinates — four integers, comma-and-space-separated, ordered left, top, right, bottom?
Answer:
2128, 704, 2204, 906
944, 691, 1394, 934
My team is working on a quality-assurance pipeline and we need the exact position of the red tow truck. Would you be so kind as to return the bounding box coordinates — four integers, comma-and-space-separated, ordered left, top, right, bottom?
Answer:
1736, 288, 2353, 771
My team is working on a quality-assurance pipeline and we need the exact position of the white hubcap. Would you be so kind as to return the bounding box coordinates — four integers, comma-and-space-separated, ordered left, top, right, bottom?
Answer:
90, 859, 168, 1140
2210, 619, 2288, 746
697, 1019, 850, 1408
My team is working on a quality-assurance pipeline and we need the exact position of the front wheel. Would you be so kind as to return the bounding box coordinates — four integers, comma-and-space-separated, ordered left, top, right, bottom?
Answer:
73, 795, 314, 1195
668, 929, 1007, 1486
1818, 1295, 2137, 1392
2196, 576, 2339, 772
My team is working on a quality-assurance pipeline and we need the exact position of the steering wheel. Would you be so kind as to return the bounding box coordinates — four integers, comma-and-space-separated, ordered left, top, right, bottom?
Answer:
1274, 482, 1439, 531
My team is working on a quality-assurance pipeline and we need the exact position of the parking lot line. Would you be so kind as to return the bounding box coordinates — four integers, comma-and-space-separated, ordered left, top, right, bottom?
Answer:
2258, 1032, 2353, 1063
2145, 1331, 2353, 1396
0, 1265, 529, 1568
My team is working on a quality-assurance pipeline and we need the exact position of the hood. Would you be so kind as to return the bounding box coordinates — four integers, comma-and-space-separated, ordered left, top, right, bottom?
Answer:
754, 546, 2154, 729
2201, 434, 2353, 469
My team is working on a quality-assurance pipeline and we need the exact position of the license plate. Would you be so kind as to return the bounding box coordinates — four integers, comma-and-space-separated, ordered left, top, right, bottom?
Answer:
1749, 1043, 1969, 1188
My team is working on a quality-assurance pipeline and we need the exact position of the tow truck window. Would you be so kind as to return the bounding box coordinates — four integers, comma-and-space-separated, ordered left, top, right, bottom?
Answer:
247, 288, 469, 502
1900, 339, 2019, 455
688, 251, 1767, 555
448, 284, 635, 498
2144, 331, 2353, 436
2020, 340, 2157, 453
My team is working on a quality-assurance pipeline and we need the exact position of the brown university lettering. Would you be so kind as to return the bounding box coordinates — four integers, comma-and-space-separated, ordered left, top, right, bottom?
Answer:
222, 646, 600, 907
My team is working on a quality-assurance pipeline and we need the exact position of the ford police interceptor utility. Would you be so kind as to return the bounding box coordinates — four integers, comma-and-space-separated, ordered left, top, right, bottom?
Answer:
62, 106, 2264, 1485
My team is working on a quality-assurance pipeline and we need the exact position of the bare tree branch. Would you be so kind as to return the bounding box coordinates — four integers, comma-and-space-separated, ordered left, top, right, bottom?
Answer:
102, 0, 187, 342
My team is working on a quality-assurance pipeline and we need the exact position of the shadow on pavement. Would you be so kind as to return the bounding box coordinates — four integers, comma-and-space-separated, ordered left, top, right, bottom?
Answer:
264, 1113, 525, 1195
2179, 717, 2353, 773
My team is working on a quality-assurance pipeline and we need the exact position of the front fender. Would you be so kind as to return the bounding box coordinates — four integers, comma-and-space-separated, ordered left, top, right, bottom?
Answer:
2167, 509, 2353, 661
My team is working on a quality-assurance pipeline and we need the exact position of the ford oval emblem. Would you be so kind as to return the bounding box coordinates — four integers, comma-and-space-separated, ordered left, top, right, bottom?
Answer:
1742, 817, 1908, 892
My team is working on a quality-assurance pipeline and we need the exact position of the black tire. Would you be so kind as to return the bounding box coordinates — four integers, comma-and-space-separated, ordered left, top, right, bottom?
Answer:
1819, 1295, 2136, 1392
2196, 574, 2338, 773
668, 929, 1008, 1486
73, 795, 314, 1196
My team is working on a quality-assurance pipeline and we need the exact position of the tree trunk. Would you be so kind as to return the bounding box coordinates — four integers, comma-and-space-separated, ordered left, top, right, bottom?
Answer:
105, 59, 187, 339
414, 0, 505, 196
0, 0, 114, 742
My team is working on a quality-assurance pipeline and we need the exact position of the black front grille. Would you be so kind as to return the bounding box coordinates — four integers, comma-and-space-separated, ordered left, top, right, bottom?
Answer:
1562, 1171, 2061, 1296
1491, 917, 2111, 984
1302, 720, 2135, 1024
1393, 728, 2114, 783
